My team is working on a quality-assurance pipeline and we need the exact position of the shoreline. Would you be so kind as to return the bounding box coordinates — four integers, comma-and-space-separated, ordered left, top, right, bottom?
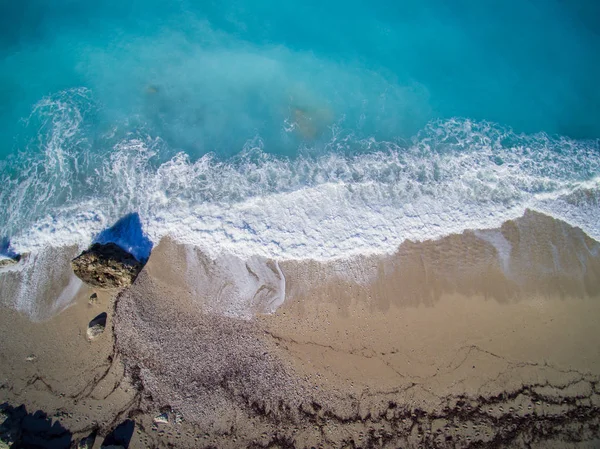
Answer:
1, 211, 600, 448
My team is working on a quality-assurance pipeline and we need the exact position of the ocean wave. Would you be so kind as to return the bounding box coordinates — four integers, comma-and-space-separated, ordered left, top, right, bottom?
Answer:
1, 89, 600, 261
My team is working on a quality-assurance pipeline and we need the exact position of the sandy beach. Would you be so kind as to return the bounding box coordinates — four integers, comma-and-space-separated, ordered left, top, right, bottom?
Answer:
1, 211, 600, 448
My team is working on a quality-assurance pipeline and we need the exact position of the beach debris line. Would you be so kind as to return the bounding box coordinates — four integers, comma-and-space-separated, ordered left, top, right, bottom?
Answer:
71, 243, 145, 288
87, 312, 108, 340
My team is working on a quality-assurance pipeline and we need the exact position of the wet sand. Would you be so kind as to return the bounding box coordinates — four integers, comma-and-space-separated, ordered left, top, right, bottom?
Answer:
1, 211, 600, 448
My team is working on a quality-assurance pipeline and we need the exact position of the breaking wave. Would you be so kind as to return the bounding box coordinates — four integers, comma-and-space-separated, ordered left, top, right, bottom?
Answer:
1, 88, 599, 261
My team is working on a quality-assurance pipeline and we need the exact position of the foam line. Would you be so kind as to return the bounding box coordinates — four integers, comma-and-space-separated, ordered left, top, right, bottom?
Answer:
0, 91, 599, 262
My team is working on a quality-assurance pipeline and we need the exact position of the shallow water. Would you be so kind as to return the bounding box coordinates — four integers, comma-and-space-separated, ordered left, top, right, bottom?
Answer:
0, 0, 599, 261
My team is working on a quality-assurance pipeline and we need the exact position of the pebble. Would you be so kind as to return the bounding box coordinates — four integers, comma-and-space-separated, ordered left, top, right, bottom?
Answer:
153, 413, 169, 424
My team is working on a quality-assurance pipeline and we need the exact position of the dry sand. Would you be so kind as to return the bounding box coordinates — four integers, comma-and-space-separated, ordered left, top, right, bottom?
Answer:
1, 211, 600, 448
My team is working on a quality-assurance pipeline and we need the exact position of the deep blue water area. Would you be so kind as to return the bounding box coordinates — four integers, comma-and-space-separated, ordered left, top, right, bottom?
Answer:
1, 0, 599, 160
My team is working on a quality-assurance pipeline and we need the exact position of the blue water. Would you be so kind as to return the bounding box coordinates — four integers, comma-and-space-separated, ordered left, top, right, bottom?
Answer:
0, 0, 599, 260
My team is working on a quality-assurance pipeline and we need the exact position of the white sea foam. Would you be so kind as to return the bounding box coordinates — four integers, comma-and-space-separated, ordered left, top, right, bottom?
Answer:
1, 90, 600, 318
181, 245, 286, 318
1, 91, 599, 264
473, 229, 513, 273
0, 246, 81, 320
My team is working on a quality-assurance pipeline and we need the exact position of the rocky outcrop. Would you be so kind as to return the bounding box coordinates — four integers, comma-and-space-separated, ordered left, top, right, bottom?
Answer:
71, 243, 144, 289
0, 255, 20, 268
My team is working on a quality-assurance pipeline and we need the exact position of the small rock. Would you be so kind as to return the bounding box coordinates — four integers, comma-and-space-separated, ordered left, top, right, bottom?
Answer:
87, 313, 107, 340
71, 243, 144, 289
153, 413, 169, 424
87, 325, 105, 340
88, 293, 98, 305
0, 255, 20, 268
25, 355, 36, 362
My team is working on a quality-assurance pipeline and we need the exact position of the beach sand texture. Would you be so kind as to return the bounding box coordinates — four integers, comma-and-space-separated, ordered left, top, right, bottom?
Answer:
1, 211, 600, 448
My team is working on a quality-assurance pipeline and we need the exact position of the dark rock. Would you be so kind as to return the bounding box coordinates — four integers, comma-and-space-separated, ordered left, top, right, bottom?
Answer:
89, 292, 98, 305
71, 243, 144, 288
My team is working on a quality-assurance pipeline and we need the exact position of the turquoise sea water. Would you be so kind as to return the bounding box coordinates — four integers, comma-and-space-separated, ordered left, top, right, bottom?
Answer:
0, 0, 599, 260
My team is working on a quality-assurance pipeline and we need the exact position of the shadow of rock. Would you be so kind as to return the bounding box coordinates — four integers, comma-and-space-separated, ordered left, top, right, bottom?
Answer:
89, 312, 107, 328
0, 403, 72, 449
101, 419, 134, 448
0, 237, 20, 267
94, 213, 153, 263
